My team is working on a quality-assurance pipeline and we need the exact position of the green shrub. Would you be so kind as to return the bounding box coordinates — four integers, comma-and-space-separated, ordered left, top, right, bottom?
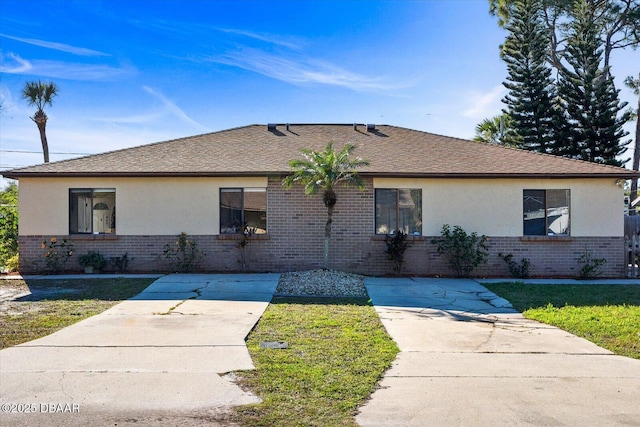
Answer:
42, 237, 74, 273
431, 224, 489, 277
78, 251, 107, 272
163, 232, 204, 273
5, 253, 19, 272
577, 247, 607, 279
498, 252, 532, 278
110, 253, 133, 273
384, 230, 412, 275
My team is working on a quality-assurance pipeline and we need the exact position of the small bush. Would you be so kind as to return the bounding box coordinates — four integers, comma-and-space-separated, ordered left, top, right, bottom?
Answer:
384, 231, 412, 275
5, 253, 19, 272
78, 251, 107, 271
431, 224, 489, 277
499, 253, 532, 278
41, 237, 74, 273
110, 253, 133, 273
577, 248, 607, 279
163, 232, 204, 273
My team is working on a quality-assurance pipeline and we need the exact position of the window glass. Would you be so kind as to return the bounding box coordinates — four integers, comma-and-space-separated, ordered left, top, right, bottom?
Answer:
375, 189, 422, 235
220, 188, 267, 234
70, 189, 116, 234
523, 189, 570, 236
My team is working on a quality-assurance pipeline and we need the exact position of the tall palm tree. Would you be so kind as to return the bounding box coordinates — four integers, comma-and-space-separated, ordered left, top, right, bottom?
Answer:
22, 80, 59, 163
283, 141, 369, 269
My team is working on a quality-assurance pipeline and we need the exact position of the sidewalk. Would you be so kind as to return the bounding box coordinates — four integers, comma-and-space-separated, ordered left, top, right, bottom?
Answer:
357, 277, 640, 427
0, 274, 280, 426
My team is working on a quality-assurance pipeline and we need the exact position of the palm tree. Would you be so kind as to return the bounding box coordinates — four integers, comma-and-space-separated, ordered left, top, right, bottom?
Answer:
283, 141, 369, 269
22, 80, 59, 163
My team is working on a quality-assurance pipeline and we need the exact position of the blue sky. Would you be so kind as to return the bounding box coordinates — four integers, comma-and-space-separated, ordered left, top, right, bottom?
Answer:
0, 0, 638, 186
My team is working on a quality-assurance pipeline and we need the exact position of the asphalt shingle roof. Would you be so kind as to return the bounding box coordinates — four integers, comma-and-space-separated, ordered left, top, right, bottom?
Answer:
4, 124, 637, 178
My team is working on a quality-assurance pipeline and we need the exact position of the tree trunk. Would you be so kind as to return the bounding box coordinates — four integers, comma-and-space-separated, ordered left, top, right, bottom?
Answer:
324, 205, 333, 270
631, 101, 640, 213
32, 110, 50, 163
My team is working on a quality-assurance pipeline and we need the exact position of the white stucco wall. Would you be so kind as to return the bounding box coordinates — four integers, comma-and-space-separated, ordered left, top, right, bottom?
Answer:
373, 177, 624, 237
18, 177, 267, 235
18, 176, 623, 237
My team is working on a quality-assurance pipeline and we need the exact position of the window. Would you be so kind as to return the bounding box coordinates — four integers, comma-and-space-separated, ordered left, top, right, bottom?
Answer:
220, 188, 267, 234
69, 189, 116, 234
375, 189, 422, 235
523, 189, 570, 236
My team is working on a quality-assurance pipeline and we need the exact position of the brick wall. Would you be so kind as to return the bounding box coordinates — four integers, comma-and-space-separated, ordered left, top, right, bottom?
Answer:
18, 176, 626, 278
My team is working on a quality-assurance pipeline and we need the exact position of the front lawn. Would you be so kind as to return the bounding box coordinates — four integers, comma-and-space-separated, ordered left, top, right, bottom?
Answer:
232, 297, 399, 427
0, 278, 155, 349
484, 282, 640, 359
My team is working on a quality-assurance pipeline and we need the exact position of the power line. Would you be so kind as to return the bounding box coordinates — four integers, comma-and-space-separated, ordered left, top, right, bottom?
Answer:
0, 149, 91, 155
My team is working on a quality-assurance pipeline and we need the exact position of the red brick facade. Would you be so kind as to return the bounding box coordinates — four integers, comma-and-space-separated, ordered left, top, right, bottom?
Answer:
18, 176, 626, 278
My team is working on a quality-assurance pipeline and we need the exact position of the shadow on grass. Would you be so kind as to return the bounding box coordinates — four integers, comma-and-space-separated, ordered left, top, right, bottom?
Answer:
484, 283, 640, 312
16, 278, 155, 302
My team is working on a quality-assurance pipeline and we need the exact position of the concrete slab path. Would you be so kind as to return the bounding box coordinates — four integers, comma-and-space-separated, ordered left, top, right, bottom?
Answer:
0, 273, 280, 426
357, 277, 640, 427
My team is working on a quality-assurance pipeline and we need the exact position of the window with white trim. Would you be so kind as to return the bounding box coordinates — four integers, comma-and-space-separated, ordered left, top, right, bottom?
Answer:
69, 189, 116, 234
523, 189, 570, 236
220, 188, 267, 234
375, 188, 422, 235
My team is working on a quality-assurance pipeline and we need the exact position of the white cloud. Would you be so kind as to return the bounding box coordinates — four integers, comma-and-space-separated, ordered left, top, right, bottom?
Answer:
216, 28, 304, 50
0, 52, 32, 73
142, 86, 209, 132
461, 85, 506, 119
0, 55, 134, 81
210, 48, 406, 92
0, 33, 110, 56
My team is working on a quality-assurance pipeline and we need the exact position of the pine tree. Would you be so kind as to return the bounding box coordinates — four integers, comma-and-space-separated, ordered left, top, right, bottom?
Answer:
501, 0, 557, 153
555, 0, 630, 166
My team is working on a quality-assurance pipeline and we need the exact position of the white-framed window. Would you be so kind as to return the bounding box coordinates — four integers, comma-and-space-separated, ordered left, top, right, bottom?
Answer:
523, 189, 570, 236
220, 188, 267, 234
69, 189, 116, 234
375, 188, 422, 235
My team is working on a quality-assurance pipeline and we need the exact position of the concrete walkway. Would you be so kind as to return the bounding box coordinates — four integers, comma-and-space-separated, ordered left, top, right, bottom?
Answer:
0, 273, 280, 426
356, 278, 640, 427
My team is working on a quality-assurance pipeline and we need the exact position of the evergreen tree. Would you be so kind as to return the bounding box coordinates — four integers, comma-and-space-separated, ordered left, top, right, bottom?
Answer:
556, 0, 630, 166
501, 0, 557, 153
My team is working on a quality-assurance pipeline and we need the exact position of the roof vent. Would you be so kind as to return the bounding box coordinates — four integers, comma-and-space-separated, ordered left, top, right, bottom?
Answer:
286, 123, 290, 132
353, 123, 358, 130
267, 123, 277, 131
366, 124, 376, 132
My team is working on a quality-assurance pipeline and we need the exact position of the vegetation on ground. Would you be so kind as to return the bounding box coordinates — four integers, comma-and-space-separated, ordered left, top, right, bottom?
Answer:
0, 278, 155, 349
233, 297, 399, 426
484, 282, 640, 359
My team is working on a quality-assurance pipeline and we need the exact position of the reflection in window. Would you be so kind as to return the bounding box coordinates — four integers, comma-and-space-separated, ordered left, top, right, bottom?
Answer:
375, 189, 422, 235
70, 189, 116, 234
523, 189, 570, 236
220, 188, 267, 234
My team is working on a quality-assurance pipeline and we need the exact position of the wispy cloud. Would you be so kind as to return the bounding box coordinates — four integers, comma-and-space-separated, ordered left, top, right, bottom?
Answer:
0, 53, 134, 81
210, 48, 405, 92
0, 52, 31, 73
0, 33, 110, 56
217, 28, 304, 50
143, 86, 208, 132
461, 85, 506, 119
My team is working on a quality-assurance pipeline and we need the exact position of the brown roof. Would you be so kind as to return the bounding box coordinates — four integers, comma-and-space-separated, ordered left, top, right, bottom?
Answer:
3, 124, 637, 179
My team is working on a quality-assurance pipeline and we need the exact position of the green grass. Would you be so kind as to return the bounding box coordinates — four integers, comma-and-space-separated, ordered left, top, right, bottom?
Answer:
484, 282, 640, 359
0, 278, 155, 349
232, 297, 399, 427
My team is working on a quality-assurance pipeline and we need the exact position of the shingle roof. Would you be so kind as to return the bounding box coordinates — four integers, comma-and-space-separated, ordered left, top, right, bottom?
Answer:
3, 124, 637, 178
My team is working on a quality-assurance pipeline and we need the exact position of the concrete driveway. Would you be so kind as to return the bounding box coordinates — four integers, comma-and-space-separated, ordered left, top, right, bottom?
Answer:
356, 277, 640, 426
0, 273, 279, 426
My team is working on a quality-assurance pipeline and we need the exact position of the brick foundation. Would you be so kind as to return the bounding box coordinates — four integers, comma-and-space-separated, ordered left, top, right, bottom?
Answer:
18, 176, 627, 278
